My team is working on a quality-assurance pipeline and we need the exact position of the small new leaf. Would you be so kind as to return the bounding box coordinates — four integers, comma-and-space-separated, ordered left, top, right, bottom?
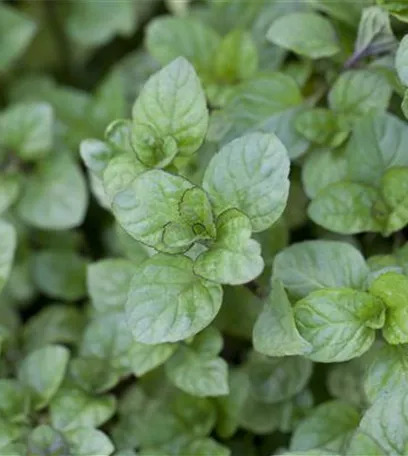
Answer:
194, 209, 264, 285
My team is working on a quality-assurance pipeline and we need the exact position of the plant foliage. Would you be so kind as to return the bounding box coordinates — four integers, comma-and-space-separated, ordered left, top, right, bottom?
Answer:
1, 0, 408, 454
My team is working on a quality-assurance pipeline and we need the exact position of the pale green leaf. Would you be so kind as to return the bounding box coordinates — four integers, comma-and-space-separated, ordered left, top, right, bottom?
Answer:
253, 280, 312, 357
103, 153, 146, 203
212, 73, 302, 140
0, 220, 16, 294
80, 138, 113, 178
291, 401, 360, 453
18, 345, 70, 410
214, 29, 258, 82
0, 4, 37, 72
308, 181, 384, 234
395, 35, 408, 86
129, 342, 177, 377
0, 174, 21, 214
346, 430, 386, 456
64, 427, 114, 456
273, 240, 369, 300
328, 70, 392, 125
302, 147, 348, 199
23, 305, 85, 351
165, 346, 229, 397
203, 132, 290, 232
126, 254, 223, 344
294, 289, 385, 362
132, 57, 208, 157
358, 387, 408, 455
353, 6, 396, 59
50, 384, 116, 431
345, 113, 408, 185
194, 209, 264, 285
381, 167, 408, 235
0, 380, 30, 424
295, 108, 348, 147
364, 344, 408, 404
66, 0, 138, 47
0, 102, 53, 161
27, 425, 69, 456
87, 259, 135, 313
17, 152, 88, 230
369, 272, 408, 344
111, 170, 196, 253
146, 16, 221, 72
32, 249, 87, 301
267, 12, 340, 58
246, 352, 313, 404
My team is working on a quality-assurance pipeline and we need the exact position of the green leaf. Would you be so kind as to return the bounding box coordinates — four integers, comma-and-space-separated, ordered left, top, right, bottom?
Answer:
0, 220, 16, 294
50, 383, 116, 431
295, 109, 348, 147
364, 344, 408, 404
381, 167, 408, 235
194, 209, 264, 285
211, 73, 302, 140
328, 71, 392, 126
290, 401, 360, 453
0, 102, 53, 161
253, 280, 312, 357
213, 29, 258, 83
266, 12, 340, 58
64, 427, 114, 456
294, 289, 385, 362
70, 357, 120, 394
129, 342, 177, 377
79, 314, 133, 372
18, 345, 70, 410
17, 152, 88, 230
65, 0, 138, 48
309, 0, 366, 26
302, 147, 348, 199
27, 425, 70, 456
0, 174, 21, 214
378, 0, 408, 22
0, 4, 37, 72
146, 16, 221, 72
130, 124, 179, 169
103, 153, 146, 203
327, 356, 370, 408
112, 170, 197, 253
80, 139, 114, 178
203, 132, 290, 232
358, 387, 408, 455
165, 342, 229, 397
346, 430, 386, 456
126, 254, 223, 344
308, 181, 384, 234
272, 240, 369, 300
176, 187, 216, 239
245, 352, 313, 404
252, 106, 310, 160
369, 272, 408, 344
32, 249, 87, 301
132, 57, 208, 157
23, 305, 85, 351
351, 5, 396, 63
87, 259, 135, 313
215, 369, 249, 439
0, 380, 30, 424
345, 113, 408, 185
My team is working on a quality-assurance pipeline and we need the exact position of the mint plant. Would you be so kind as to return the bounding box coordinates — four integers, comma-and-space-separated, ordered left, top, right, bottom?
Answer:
2, 0, 408, 455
